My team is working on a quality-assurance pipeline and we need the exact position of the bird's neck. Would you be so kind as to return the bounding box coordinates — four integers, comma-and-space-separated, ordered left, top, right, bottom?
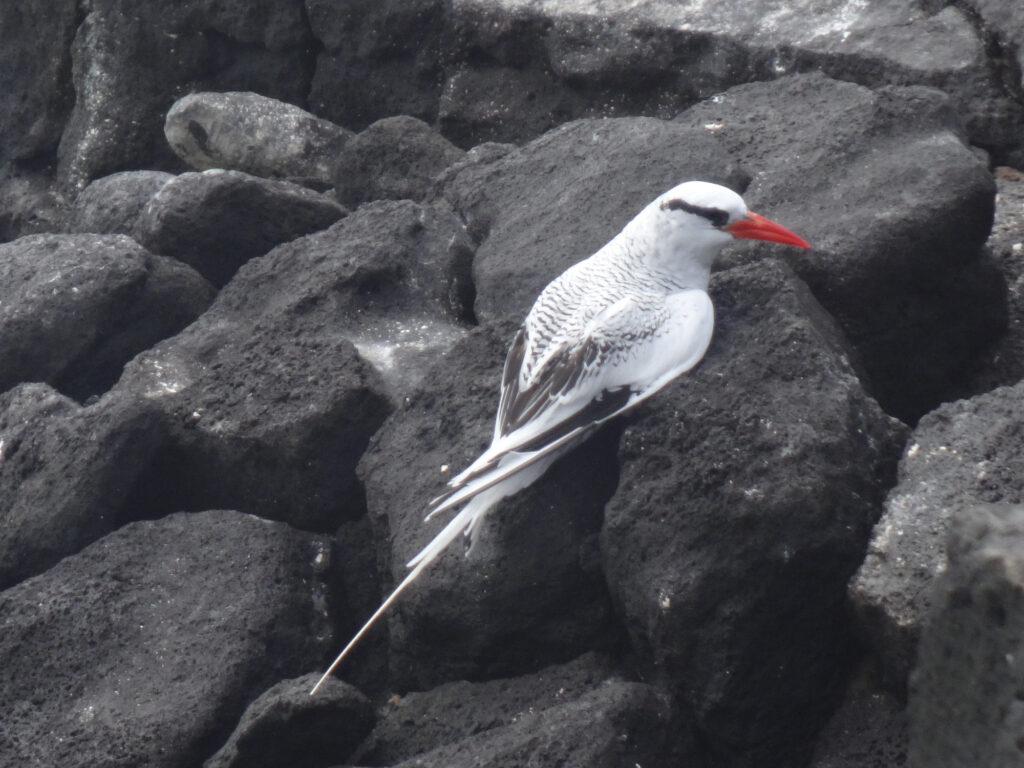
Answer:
613, 225, 716, 292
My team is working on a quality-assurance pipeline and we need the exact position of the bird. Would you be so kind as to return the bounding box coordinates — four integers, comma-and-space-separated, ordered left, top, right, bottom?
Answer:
310, 180, 809, 694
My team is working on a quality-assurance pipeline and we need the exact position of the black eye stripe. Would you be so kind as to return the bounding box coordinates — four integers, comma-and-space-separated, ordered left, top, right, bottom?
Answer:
660, 198, 730, 228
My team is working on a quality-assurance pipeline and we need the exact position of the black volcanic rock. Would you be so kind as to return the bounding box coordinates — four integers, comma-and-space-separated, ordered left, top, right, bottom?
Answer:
0, 510, 332, 768
136, 169, 347, 287
57, 0, 314, 191
0, 233, 214, 400
64, 170, 174, 235
333, 115, 465, 208
677, 73, 1004, 421
0, 0, 76, 165
114, 199, 474, 530
908, 503, 1024, 768
850, 381, 1024, 693
602, 259, 907, 766
204, 674, 373, 768
355, 653, 686, 767
0, 384, 164, 590
165, 91, 353, 187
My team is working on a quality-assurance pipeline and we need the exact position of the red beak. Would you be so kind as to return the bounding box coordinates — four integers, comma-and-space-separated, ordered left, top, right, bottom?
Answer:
724, 211, 810, 248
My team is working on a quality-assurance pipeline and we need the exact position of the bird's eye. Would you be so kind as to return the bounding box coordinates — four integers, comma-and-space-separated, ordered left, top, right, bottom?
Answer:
660, 198, 730, 228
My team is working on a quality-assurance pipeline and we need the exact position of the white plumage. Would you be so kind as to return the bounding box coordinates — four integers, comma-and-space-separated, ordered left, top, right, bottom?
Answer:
311, 181, 808, 694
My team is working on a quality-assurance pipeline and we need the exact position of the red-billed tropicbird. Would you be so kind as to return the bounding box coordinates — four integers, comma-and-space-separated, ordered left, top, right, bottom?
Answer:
311, 180, 809, 694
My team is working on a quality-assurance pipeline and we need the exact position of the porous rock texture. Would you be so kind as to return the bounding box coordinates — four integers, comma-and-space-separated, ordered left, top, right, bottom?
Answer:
3, 1, 1024, 766
907, 504, 1024, 768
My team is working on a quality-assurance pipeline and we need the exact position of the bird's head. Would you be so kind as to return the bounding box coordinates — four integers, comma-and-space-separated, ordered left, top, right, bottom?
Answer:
638, 181, 810, 279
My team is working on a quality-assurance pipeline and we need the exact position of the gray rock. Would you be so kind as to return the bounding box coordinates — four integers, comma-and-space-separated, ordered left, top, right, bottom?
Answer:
165, 91, 353, 187
65, 170, 174, 235
307, 0, 447, 130
0, 510, 332, 768
112, 293, 391, 531
136, 169, 347, 287
908, 503, 1024, 768
0, 0, 76, 163
57, 0, 314, 191
204, 675, 373, 768
809, 665, 908, 768
112, 199, 472, 530
438, 64, 573, 147
0, 165, 66, 242
211, 199, 474, 399
0, 233, 214, 400
966, 167, 1024, 394
438, 116, 746, 327
850, 382, 1024, 693
602, 258, 907, 766
0, 384, 164, 590
354, 653, 687, 767
333, 115, 464, 207
676, 73, 1004, 422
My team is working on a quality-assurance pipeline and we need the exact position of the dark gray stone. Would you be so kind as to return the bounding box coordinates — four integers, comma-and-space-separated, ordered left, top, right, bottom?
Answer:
204, 675, 373, 768
438, 116, 747, 327
908, 503, 1024, 768
356, 324, 622, 689
333, 116, 464, 207
112, 296, 390, 531
57, 0, 314, 191
307, 0, 447, 130
112, 199, 474, 530
601, 259, 907, 767
0, 510, 332, 768
0, 0, 76, 164
136, 169, 347, 287
354, 654, 687, 768
165, 91, 353, 187
850, 381, 1024, 694
0, 165, 66, 242
966, 168, 1024, 394
676, 73, 1004, 422
437, 64, 573, 147
65, 170, 174, 235
809, 665, 908, 768
0, 233, 214, 400
0, 384, 164, 590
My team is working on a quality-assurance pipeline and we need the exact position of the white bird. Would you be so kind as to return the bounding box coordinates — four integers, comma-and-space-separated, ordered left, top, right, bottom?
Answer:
311, 180, 809, 694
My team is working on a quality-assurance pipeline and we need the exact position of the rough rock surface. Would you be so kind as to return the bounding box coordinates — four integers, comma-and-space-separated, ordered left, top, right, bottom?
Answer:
56, 0, 314, 191
676, 73, 1003, 422
0, 384, 164, 590
165, 91, 353, 187
809, 663, 908, 768
356, 653, 685, 768
64, 170, 174, 236
333, 115, 465, 207
136, 169, 347, 287
908, 504, 1024, 768
0, 0, 77, 165
204, 674, 373, 768
0, 233, 214, 400
968, 167, 1024, 394
0, 510, 332, 768
602, 258, 906, 766
850, 381, 1024, 693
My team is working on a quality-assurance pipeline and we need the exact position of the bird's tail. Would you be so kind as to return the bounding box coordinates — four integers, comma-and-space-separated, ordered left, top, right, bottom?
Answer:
309, 495, 490, 696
